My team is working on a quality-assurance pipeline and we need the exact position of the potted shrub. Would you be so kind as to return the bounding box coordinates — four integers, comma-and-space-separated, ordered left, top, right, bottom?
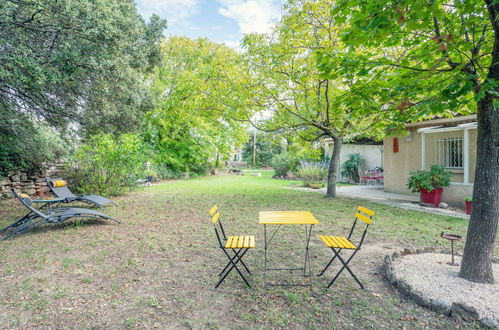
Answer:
465, 197, 473, 215
407, 165, 451, 206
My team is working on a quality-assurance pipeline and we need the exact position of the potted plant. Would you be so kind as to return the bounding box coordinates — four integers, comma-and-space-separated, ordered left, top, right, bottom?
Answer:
407, 165, 451, 206
465, 197, 473, 215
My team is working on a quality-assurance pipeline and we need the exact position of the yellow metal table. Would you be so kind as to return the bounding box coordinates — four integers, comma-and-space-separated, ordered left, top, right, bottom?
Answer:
259, 211, 319, 286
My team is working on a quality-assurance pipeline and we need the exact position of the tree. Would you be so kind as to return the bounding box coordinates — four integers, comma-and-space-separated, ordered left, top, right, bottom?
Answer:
0, 0, 166, 134
240, 0, 386, 197
323, 0, 498, 283
241, 131, 284, 167
144, 37, 249, 173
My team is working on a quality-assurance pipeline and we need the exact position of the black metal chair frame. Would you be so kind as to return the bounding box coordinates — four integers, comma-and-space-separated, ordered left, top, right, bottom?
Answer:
1, 189, 121, 241
317, 208, 373, 290
210, 208, 252, 288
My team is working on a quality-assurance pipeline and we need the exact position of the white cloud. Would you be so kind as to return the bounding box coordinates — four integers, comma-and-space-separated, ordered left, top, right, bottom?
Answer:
223, 40, 241, 49
217, 0, 281, 35
136, 0, 199, 25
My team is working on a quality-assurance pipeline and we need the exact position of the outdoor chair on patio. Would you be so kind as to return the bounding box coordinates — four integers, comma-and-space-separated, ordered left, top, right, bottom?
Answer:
46, 178, 118, 208
209, 205, 255, 288
1, 189, 121, 241
317, 206, 375, 290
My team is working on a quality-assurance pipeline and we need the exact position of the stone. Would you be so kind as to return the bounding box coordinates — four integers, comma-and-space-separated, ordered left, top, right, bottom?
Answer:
451, 302, 479, 322
416, 248, 424, 254
9, 175, 20, 182
410, 289, 429, 308
392, 252, 400, 259
25, 189, 36, 195
285, 173, 296, 180
36, 187, 51, 194
424, 247, 436, 253
404, 248, 416, 255
182, 172, 190, 179
480, 317, 499, 329
20, 173, 27, 181
210, 168, 218, 176
430, 299, 451, 316
397, 280, 411, 297
439, 202, 448, 209
384, 255, 392, 265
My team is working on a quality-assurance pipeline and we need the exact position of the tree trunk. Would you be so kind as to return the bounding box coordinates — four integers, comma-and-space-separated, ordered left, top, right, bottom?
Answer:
459, 0, 499, 284
459, 93, 499, 284
326, 137, 342, 198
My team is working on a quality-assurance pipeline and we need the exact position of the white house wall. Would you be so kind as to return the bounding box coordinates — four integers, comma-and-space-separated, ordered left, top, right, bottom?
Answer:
326, 144, 384, 182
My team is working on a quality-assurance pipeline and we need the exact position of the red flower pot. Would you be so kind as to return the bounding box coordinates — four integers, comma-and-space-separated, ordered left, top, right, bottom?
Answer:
420, 187, 443, 207
465, 201, 472, 215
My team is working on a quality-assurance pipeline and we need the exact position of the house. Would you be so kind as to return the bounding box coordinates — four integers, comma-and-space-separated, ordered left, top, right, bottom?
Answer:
323, 138, 384, 182
383, 115, 477, 208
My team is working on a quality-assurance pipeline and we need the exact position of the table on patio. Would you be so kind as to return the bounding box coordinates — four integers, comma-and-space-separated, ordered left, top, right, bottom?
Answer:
259, 211, 319, 287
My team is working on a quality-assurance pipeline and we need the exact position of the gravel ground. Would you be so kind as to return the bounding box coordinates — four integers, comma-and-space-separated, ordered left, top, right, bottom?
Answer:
393, 253, 499, 321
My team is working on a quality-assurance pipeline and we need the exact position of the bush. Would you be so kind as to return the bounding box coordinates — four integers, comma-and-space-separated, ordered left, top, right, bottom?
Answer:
295, 160, 328, 186
271, 152, 297, 177
63, 133, 145, 196
407, 165, 451, 192
153, 163, 183, 180
0, 110, 69, 177
341, 153, 364, 183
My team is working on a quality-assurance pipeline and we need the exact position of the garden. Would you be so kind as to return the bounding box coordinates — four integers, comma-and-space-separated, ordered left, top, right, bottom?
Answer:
1, 0, 498, 328
0, 173, 476, 328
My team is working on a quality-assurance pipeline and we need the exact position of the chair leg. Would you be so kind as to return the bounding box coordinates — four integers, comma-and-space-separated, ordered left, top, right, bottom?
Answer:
216, 248, 251, 288
317, 248, 342, 276
220, 249, 251, 276
326, 248, 364, 290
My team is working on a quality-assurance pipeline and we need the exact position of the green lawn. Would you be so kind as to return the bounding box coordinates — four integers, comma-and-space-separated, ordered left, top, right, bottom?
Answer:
0, 174, 475, 328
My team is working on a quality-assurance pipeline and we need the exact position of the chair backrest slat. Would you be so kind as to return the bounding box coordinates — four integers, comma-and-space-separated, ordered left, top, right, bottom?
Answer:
209, 205, 218, 216
358, 206, 375, 217
355, 212, 372, 224
211, 212, 220, 224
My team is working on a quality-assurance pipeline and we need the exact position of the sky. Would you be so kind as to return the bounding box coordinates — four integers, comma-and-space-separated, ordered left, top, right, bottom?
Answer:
135, 0, 286, 48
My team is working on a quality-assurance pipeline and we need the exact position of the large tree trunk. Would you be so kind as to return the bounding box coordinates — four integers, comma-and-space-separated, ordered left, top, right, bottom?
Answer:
459, 2, 499, 283
326, 137, 342, 198
459, 93, 499, 283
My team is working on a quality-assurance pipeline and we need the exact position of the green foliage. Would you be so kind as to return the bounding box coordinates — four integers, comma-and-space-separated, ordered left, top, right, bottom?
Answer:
242, 132, 283, 167
271, 152, 297, 177
407, 165, 451, 193
465, 197, 473, 202
144, 37, 248, 174
152, 163, 183, 180
341, 153, 364, 183
295, 161, 328, 187
64, 134, 145, 196
0, 0, 166, 134
0, 110, 68, 177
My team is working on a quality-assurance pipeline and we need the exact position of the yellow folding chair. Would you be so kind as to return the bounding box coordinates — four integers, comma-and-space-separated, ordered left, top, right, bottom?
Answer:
209, 205, 255, 288
317, 206, 375, 289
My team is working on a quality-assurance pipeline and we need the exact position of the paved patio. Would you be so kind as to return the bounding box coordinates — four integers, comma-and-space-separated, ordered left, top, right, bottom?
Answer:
288, 185, 470, 219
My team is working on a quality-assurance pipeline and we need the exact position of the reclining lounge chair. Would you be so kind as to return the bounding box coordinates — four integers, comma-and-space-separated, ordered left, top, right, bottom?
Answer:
46, 178, 118, 208
0, 189, 121, 241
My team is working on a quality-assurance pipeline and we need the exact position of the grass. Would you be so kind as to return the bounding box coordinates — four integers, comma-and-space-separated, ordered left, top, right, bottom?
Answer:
0, 173, 477, 328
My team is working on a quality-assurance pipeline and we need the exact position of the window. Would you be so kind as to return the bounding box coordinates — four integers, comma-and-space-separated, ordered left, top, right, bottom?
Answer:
437, 137, 463, 168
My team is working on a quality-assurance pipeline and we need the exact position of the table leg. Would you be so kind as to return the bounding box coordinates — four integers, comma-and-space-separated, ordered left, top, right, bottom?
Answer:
264, 224, 267, 283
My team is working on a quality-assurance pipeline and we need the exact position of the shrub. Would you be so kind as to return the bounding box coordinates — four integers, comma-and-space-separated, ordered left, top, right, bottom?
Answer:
153, 163, 183, 180
407, 165, 451, 192
295, 160, 328, 186
63, 133, 145, 196
341, 153, 364, 183
271, 152, 297, 177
